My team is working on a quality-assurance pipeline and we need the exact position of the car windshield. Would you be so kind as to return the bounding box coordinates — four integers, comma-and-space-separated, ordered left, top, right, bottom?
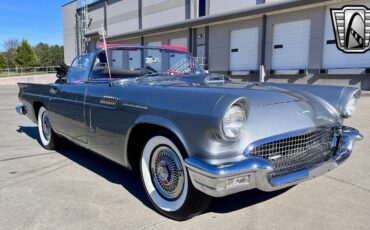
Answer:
89, 47, 204, 80
67, 53, 93, 83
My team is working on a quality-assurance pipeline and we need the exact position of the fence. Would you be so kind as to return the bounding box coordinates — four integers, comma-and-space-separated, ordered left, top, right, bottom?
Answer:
0, 66, 59, 78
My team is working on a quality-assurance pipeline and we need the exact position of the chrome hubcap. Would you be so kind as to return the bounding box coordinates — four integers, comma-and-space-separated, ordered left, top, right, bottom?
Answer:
42, 112, 51, 141
150, 146, 184, 200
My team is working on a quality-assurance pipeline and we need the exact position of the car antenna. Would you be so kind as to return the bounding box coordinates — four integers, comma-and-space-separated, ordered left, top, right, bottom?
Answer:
100, 24, 112, 79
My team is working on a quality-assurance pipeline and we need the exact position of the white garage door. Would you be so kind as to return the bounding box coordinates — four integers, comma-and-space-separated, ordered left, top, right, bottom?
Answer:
322, 1, 370, 69
128, 44, 141, 69
111, 50, 124, 68
272, 20, 311, 70
229, 27, 259, 71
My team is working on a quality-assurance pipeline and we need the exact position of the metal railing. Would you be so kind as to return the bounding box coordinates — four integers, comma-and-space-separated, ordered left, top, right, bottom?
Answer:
194, 57, 207, 70
0, 66, 59, 78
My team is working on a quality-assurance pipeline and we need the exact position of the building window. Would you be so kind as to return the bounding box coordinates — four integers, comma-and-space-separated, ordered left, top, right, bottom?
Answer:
199, 0, 206, 17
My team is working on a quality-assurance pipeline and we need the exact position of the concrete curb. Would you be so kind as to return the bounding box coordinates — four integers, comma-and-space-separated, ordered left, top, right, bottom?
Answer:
0, 74, 56, 86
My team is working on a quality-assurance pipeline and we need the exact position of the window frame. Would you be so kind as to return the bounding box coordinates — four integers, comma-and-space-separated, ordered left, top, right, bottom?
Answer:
86, 47, 202, 82
66, 53, 94, 83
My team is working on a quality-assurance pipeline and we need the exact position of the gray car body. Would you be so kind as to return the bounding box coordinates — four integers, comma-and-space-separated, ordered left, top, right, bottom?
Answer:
17, 47, 360, 170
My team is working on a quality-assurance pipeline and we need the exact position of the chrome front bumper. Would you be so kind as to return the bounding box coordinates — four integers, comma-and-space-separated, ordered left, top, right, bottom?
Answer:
185, 126, 363, 197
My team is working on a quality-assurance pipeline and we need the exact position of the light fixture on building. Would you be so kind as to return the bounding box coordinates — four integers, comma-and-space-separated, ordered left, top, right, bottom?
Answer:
197, 34, 203, 39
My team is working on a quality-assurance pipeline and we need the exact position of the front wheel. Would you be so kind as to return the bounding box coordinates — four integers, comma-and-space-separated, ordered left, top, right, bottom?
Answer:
37, 106, 57, 150
140, 135, 212, 220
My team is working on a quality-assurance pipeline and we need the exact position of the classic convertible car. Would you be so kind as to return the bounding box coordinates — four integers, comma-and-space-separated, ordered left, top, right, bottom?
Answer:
16, 45, 363, 220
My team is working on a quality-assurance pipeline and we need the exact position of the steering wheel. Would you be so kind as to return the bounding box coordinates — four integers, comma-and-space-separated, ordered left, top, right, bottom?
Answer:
134, 66, 158, 75
145, 66, 158, 73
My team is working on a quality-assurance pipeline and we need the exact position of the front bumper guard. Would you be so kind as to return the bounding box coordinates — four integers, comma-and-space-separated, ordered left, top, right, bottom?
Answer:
185, 126, 363, 197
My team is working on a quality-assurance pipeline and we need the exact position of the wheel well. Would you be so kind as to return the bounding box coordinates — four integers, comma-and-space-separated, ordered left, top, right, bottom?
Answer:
127, 123, 187, 172
33, 101, 44, 120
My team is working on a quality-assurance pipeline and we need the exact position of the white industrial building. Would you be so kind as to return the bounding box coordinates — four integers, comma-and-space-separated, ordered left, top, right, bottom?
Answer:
62, 0, 370, 89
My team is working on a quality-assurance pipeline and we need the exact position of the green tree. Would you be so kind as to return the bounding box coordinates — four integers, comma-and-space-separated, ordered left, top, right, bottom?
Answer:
34, 43, 64, 66
0, 53, 8, 69
48, 45, 64, 65
2, 38, 19, 68
34, 43, 50, 66
13, 39, 39, 67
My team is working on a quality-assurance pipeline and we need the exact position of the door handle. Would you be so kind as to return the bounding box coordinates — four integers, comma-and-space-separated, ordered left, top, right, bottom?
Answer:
49, 88, 58, 95
274, 44, 284, 49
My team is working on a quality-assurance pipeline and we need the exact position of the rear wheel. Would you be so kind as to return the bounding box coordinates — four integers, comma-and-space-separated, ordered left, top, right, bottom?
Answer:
37, 106, 57, 150
140, 134, 212, 220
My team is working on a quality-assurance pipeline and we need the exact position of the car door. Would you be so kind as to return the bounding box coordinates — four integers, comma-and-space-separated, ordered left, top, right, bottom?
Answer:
48, 54, 93, 144
48, 84, 89, 143
83, 49, 138, 164
84, 84, 131, 163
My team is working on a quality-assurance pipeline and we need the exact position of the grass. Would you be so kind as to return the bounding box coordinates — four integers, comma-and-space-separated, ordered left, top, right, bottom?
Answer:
0, 71, 55, 78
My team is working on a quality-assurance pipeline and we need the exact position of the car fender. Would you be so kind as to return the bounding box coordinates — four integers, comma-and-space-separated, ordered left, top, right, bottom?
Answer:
123, 115, 190, 167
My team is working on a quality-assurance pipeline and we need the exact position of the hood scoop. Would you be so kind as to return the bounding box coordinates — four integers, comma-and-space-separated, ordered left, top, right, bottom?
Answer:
175, 74, 227, 85
205, 74, 226, 84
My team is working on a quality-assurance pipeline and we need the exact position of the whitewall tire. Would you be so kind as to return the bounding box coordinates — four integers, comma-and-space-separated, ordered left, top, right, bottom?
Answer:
140, 134, 211, 220
37, 106, 57, 150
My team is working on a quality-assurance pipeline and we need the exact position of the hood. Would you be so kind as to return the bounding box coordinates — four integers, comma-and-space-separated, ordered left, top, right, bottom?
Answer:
123, 74, 305, 107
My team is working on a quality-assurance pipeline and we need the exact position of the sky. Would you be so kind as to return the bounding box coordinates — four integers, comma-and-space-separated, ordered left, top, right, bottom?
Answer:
0, 0, 71, 51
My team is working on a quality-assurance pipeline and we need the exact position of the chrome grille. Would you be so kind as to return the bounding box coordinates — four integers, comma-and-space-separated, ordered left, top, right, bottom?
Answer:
249, 128, 335, 178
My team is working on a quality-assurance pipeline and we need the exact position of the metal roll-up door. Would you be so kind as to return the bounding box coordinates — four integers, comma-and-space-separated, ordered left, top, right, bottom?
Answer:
229, 27, 259, 73
272, 19, 311, 70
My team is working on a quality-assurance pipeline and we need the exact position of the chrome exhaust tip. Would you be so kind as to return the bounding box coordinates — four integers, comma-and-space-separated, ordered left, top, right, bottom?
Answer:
16, 105, 27, 115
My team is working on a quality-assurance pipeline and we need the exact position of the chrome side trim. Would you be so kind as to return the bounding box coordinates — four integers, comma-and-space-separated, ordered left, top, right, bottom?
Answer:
185, 126, 363, 197
122, 102, 148, 110
205, 74, 225, 84
99, 96, 119, 106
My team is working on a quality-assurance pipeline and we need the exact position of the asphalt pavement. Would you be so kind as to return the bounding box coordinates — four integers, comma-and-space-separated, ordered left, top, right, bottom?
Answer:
0, 85, 369, 230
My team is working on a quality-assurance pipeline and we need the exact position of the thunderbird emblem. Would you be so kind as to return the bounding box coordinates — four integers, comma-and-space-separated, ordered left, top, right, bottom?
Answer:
331, 5, 370, 53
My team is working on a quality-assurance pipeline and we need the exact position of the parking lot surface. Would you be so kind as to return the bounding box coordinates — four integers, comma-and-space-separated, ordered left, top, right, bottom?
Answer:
0, 85, 369, 230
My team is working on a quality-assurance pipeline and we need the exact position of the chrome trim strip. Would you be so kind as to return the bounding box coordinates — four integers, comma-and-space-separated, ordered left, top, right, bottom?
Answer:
99, 96, 119, 106
122, 102, 148, 110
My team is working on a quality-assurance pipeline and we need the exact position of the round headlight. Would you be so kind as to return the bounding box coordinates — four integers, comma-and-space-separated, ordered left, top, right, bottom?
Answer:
222, 104, 246, 139
343, 95, 359, 118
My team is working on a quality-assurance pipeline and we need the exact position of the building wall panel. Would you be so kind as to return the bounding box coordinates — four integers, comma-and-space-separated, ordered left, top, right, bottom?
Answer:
144, 30, 189, 45
107, 0, 139, 36
62, 1, 78, 65
142, 0, 186, 28
87, 1, 105, 34
209, 0, 257, 15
